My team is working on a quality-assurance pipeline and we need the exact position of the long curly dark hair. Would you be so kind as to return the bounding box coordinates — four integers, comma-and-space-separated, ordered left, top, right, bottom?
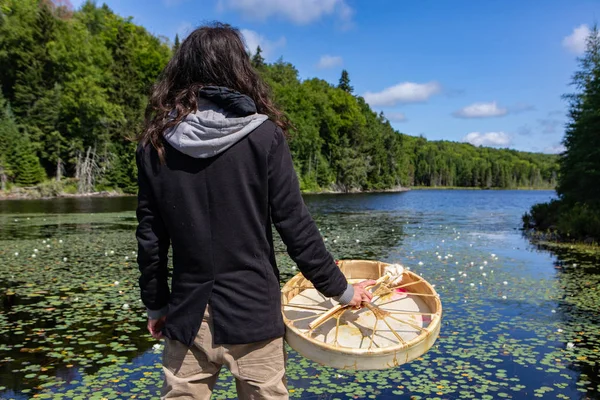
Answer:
140, 22, 290, 162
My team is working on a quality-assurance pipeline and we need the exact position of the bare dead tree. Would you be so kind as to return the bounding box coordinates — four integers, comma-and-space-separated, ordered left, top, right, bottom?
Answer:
0, 165, 7, 192
75, 147, 100, 194
55, 157, 64, 182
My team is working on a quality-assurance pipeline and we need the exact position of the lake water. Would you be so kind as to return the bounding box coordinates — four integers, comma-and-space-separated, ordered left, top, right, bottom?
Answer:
0, 190, 598, 399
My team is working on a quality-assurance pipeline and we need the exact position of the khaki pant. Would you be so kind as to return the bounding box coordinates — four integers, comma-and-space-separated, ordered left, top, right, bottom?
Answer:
161, 306, 288, 400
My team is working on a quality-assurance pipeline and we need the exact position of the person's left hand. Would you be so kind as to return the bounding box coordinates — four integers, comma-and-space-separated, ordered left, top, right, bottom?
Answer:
148, 316, 166, 339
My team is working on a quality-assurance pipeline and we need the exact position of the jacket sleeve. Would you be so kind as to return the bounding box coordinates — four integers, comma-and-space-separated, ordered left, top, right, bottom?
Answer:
135, 146, 171, 318
268, 127, 348, 299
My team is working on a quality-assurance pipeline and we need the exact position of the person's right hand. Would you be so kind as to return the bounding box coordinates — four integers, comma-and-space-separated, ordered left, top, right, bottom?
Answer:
347, 279, 377, 308
148, 316, 166, 339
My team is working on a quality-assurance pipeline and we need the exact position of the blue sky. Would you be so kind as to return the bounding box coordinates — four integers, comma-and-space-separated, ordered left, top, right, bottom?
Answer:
72, 0, 599, 153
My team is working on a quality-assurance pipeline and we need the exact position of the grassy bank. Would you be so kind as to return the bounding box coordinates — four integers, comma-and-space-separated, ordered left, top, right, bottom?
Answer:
0, 179, 127, 200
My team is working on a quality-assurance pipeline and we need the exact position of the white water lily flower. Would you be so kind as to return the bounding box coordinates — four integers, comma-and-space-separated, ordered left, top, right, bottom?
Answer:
114, 281, 120, 286
551, 309, 556, 313
59, 240, 63, 244
34, 249, 38, 253
153, 343, 162, 350
292, 266, 297, 271
462, 274, 467, 277
63, 257, 68, 262
450, 277, 455, 281
42, 240, 46, 244
125, 256, 129, 260
483, 261, 488, 265
14, 252, 19, 256
333, 239, 337, 243
557, 328, 563, 333
441, 240, 445, 243
566, 342, 575, 349
503, 281, 508, 285
491, 253, 496, 257
418, 261, 423, 266
470, 262, 474, 266
110, 250, 115, 255
31, 254, 36, 258
104, 252, 108, 256
502, 295, 507, 300
482, 273, 487, 277
355, 239, 360, 243
437, 255, 442, 259
470, 283, 475, 287
122, 303, 129, 310
480, 266, 484, 270
46, 245, 50, 248
455, 261, 459, 265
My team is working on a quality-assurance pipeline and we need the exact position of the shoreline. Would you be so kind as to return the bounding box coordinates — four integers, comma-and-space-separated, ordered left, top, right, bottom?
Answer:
0, 190, 131, 201
0, 185, 558, 201
410, 186, 555, 191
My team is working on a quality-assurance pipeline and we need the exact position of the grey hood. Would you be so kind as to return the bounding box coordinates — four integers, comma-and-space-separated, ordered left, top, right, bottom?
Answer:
164, 97, 268, 159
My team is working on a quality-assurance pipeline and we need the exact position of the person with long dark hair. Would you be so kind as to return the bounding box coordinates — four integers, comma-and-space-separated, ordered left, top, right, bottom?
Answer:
136, 22, 375, 399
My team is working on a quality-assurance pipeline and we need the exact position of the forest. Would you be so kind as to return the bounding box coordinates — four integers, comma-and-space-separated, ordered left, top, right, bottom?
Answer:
524, 27, 600, 241
0, 0, 559, 196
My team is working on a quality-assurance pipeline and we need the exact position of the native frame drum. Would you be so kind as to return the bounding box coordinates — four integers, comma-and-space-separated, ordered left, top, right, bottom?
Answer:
281, 260, 442, 370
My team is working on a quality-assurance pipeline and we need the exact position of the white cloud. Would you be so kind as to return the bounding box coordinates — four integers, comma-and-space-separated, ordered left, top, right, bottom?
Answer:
544, 144, 566, 154
363, 81, 442, 107
463, 132, 512, 147
453, 101, 508, 118
562, 24, 592, 54
241, 29, 286, 59
386, 112, 407, 122
317, 55, 343, 69
217, 0, 353, 25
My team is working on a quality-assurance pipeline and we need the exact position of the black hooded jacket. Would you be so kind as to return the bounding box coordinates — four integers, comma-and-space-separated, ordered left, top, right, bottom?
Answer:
135, 88, 348, 346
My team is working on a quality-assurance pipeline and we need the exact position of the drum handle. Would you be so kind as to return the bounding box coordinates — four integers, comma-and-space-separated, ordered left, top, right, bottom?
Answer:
308, 275, 390, 331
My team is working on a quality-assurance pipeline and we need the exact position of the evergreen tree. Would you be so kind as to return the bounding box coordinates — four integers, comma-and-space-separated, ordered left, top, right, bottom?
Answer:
251, 46, 265, 68
14, 147, 45, 186
557, 25, 600, 205
338, 69, 353, 93
173, 33, 180, 53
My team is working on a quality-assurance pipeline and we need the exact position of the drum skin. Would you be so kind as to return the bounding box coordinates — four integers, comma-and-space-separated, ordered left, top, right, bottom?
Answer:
281, 260, 443, 370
